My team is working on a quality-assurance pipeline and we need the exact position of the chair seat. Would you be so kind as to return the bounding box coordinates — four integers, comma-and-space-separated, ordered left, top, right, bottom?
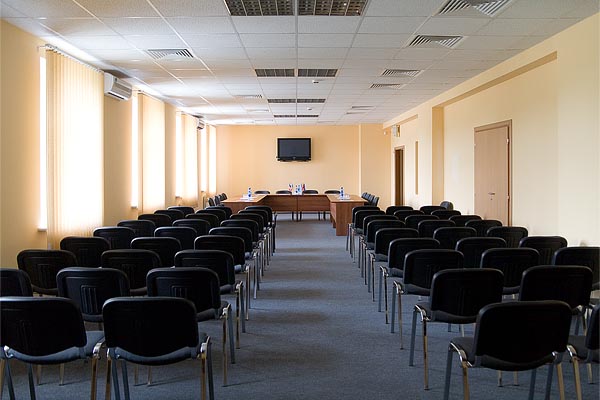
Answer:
374, 254, 387, 262
388, 267, 403, 278
416, 302, 478, 325
220, 284, 234, 294
403, 284, 429, 297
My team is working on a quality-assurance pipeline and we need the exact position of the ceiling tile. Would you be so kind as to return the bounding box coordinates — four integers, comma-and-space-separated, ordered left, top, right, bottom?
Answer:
346, 47, 395, 59
497, 0, 590, 19
38, 17, 114, 36
166, 17, 236, 34
245, 47, 297, 59
2, 0, 90, 18
476, 17, 555, 36
0, 3, 26, 17
192, 47, 249, 59
101, 17, 174, 35
76, 0, 158, 18
202, 59, 253, 69
297, 47, 348, 59
352, 34, 411, 48
443, 49, 519, 61
297, 59, 343, 68
298, 16, 361, 33
359, 17, 427, 34
182, 34, 242, 48
457, 35, 529, 50
240, 33, 296, 47
86, 49, 150, 61
3, 18, 56, 36
63, 35, 135, 50
298, 34, 355, 48
393, 47, 450, 60
156, 58, 208, 69
531, 18, 585, 36
124, 34, 187, 49
232, 16, 296, 33
149, 0, 230, 17
417, 16, 491, 36
365, 0, 447, 17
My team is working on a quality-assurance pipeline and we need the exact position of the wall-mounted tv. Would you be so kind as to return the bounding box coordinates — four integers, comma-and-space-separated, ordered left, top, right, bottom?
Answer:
277, 138, 311, 161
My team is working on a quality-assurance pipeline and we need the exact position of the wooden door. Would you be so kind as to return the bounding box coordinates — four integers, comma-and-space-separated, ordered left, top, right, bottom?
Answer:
474, 121, 511, 225
394, 147, 404, 205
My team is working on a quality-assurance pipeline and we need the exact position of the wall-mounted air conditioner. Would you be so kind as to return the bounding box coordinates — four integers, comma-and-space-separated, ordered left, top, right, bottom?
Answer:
104, 73, 132, 101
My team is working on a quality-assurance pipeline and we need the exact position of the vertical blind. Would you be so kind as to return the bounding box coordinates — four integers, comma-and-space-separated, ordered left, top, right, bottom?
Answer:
182, 113, 198, 205
45, 49, 103, 247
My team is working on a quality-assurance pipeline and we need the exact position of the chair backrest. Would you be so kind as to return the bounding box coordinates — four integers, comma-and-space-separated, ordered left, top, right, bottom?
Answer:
354, 210, 385, 232
433, 227, 477, 250
419, 205, 445, 215
138, 213, 172, 228
479, 247, 540, 293
155, 209, 185, 223
175, 249, 236, 287
130, 237, 182, 268
196, 208, 227, 224
430, 209, 461, 220
173, 218, 211, 236
455, 237, 507, 268
236, 211, 266, 232
213, 195, 221, 205
385, 205, 413, 215
303, 189, 319, 194
405, 214, 439, 230
195, 234, 246, 267
324, 189, 340, 194
0, 268, 33, 296
519, 265, 593, 310
417, 219, 456, 238
365, 219, 404, 244
465, 219, 502, 237
552, 246, 600, 290
393, 209, 424, 222
155, 226, 197, 250
362, 215, 398, 235
585, 305, 600, 351
275, 190, 292, 195
16, 249, 77, 295
402, 249, 464, 294
486, 226, 528, 248
0, 297, 87, 355
429, 268, 503, 320
245, 206, 274, 225
168, 206, 195, 217
56, 267, 130, 323
371, 196, 379, 206
59, 236, 109, 268
387, 238, 439, 270
209, 227, 254, 253
146, 267, 221, 315
100, 249, 161, 293
519, 235, 567, 264
254, 190, 271, 194
102, 297, 199, 357
207, 197, 216, 206
93, 226, 136, 249
185, 212, 219, 228
449, 214, 482, 227
207, 205, 233, 219
472, 301, 571, 367
221, 219, 259, 242
439, 200, 454, 210
117, 219, 156, 238
351, 205, 379, 219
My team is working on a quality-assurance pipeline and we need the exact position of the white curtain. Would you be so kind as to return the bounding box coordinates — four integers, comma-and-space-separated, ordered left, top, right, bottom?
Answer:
46, 49, 103, 247
182, 114, 198, 205
139, 93, 165, 213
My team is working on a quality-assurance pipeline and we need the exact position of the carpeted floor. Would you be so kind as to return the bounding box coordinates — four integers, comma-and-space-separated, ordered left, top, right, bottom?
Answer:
4, 215, 599, 399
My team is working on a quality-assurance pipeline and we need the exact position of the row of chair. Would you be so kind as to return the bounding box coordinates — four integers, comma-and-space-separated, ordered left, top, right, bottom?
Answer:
360, 192, 379, 207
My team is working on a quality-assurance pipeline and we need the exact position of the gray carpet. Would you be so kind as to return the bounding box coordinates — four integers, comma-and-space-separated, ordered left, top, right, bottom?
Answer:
4, 215, 599, 399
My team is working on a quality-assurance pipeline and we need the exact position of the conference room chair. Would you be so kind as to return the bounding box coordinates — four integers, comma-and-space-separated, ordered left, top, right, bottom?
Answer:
117, 219, 155, 238
154, 226, 197, 250
138, 213, 172, 228
394, 249, 464, 350
417, 219, 456, 238
519, 235, 568, 265
130, 237, 181, 268
246, 205, 276, 252
370, 196, 380, 207
207, 197, 216, 206
479, 247, 540, 296
213, 195, 221, 205
59, 236, 110, 267
393, 209, 424, 222
173, 218, 211, 236
0, 297, 103, 400
168, 205, 195, 217
146, 267, 233, 386
552, 246, 600, 290
102, 297, 214, 400
419, 205, 445, 215
486, 225, 529, 248
465, 219, 502, 237
274, 190, 295, 220
346, 205, 380, 254
186, 212, 220, 228
296, 189, 320, 221
154, 209, 185, 223
439, 200, 454, 210
358, 215, 398, 279
196, 208, 227, 224
449, 214, 482, 227
254, 190, 270, 194
385, 205, 413, 215
454, 237, 507, 268
319, 189, 340, 219
405, 214, 439, 230
351, 209, 385, 261
0, 268, 33, 297
207, 205, 233, 219
222, 218, 266, 282
100, 249, 161, 296
431, 209, 461, 220
433, 227, 477, 250
175, 249, 246, 344
93, 226, 136, 249
362, 219, 404, 293
567, 304, 599, 400
238, 210, 272, 260
275, 190, 292, 194
410, 268, 502, 390
443, 301, 572, 400
17, 249, 77, 296
381, 238, 439, 330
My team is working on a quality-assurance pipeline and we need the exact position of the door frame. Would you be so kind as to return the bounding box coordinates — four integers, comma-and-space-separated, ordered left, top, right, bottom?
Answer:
394, 146, 405, 205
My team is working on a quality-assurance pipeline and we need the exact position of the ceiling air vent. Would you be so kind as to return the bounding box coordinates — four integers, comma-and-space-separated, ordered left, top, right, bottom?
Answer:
381, 69, 421, 77
255, 68, 295, 77
407, 35, 463, 49
298, 69, 338, 78
370, 83, 405, 90
268, 98, 326, 103
224, 0, 294, 16
438, 0, 512, 17
145, 48, 194, 59
298, 0, 369, 16
274, 114, 319, 118
234, 94, 263, 99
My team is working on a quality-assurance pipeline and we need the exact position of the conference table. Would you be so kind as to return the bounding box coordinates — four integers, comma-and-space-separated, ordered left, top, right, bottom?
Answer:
221, 194, 366, 236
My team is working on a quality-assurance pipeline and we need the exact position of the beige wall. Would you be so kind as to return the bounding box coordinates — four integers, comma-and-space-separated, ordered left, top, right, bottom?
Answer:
359, 124, 391, 209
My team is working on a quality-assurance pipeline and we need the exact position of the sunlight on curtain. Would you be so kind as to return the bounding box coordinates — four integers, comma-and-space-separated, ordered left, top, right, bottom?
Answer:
175, 112, 183, 198
46, 49, 103, 247
200, 127, 208, 193
131, 93, 139, 208
182, 114, 198, 205
208, 125, 217, 195
139, 94, 165, 213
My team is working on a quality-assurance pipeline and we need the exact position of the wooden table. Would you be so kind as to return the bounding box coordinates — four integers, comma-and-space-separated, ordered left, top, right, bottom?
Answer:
327, 194, 368, 236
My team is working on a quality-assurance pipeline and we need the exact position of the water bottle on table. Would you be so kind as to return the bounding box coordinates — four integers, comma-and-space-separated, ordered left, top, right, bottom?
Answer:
340, 186, 344, 199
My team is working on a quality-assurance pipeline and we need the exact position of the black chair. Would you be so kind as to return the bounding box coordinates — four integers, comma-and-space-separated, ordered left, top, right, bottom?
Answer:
351, 209, 385, 261
417, 219, 456, 238
552, 246, 600, 290
393, 249, 464, 349
155, 209, 185, 223
449, 214, 482, 227
130, 237, 181, 268
486, 226, 528, 247
0, 297, 103, 400
0, 268, 33, 297
433, 227, 477, 250
186, 212, 220, 228
465, 219, 502, 237
93, 226, 136, 249
439, 200, 454, 210
371, 196, 380, 207
346, 205, 380, 253
393, 209, 424, 222
168, 205, 195, 217
117, 219, 156, 238
431, 209, 461, 220
146, 267, 234, 385
420, 205, 445, 215
239, 209, 272, 260
480, 247, 540, 295
519, 235, 567, 264
207, 205, 233, 219
59, 236, 110, 267
16, 249, 77, 296
246, 205, 276, 252
102, 297, 214, 400
454, 237, 507, 268
361, 218, 403, 291
197, 209, 227, 224
101, 249, 161, 296
386, 205, 413, 215
410, 268, 503, 390
207, 197, 216, 206
405, 214, 439, 230
254, 190, 270, 194
567, 304, 599, 400
443, 301, 572, 400
138, 213, 172, 228
173, 218, 211, 236
155, 226, 197, 250
359, 215, 398, 270
56, 267, 130, 324
298, 189, 320, 220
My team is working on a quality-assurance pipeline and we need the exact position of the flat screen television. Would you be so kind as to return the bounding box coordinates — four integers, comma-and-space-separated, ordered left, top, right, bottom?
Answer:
277, 138, 311, 161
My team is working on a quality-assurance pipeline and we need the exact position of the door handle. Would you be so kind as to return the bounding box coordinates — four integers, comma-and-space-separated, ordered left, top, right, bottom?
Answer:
488, 192, 496, 195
